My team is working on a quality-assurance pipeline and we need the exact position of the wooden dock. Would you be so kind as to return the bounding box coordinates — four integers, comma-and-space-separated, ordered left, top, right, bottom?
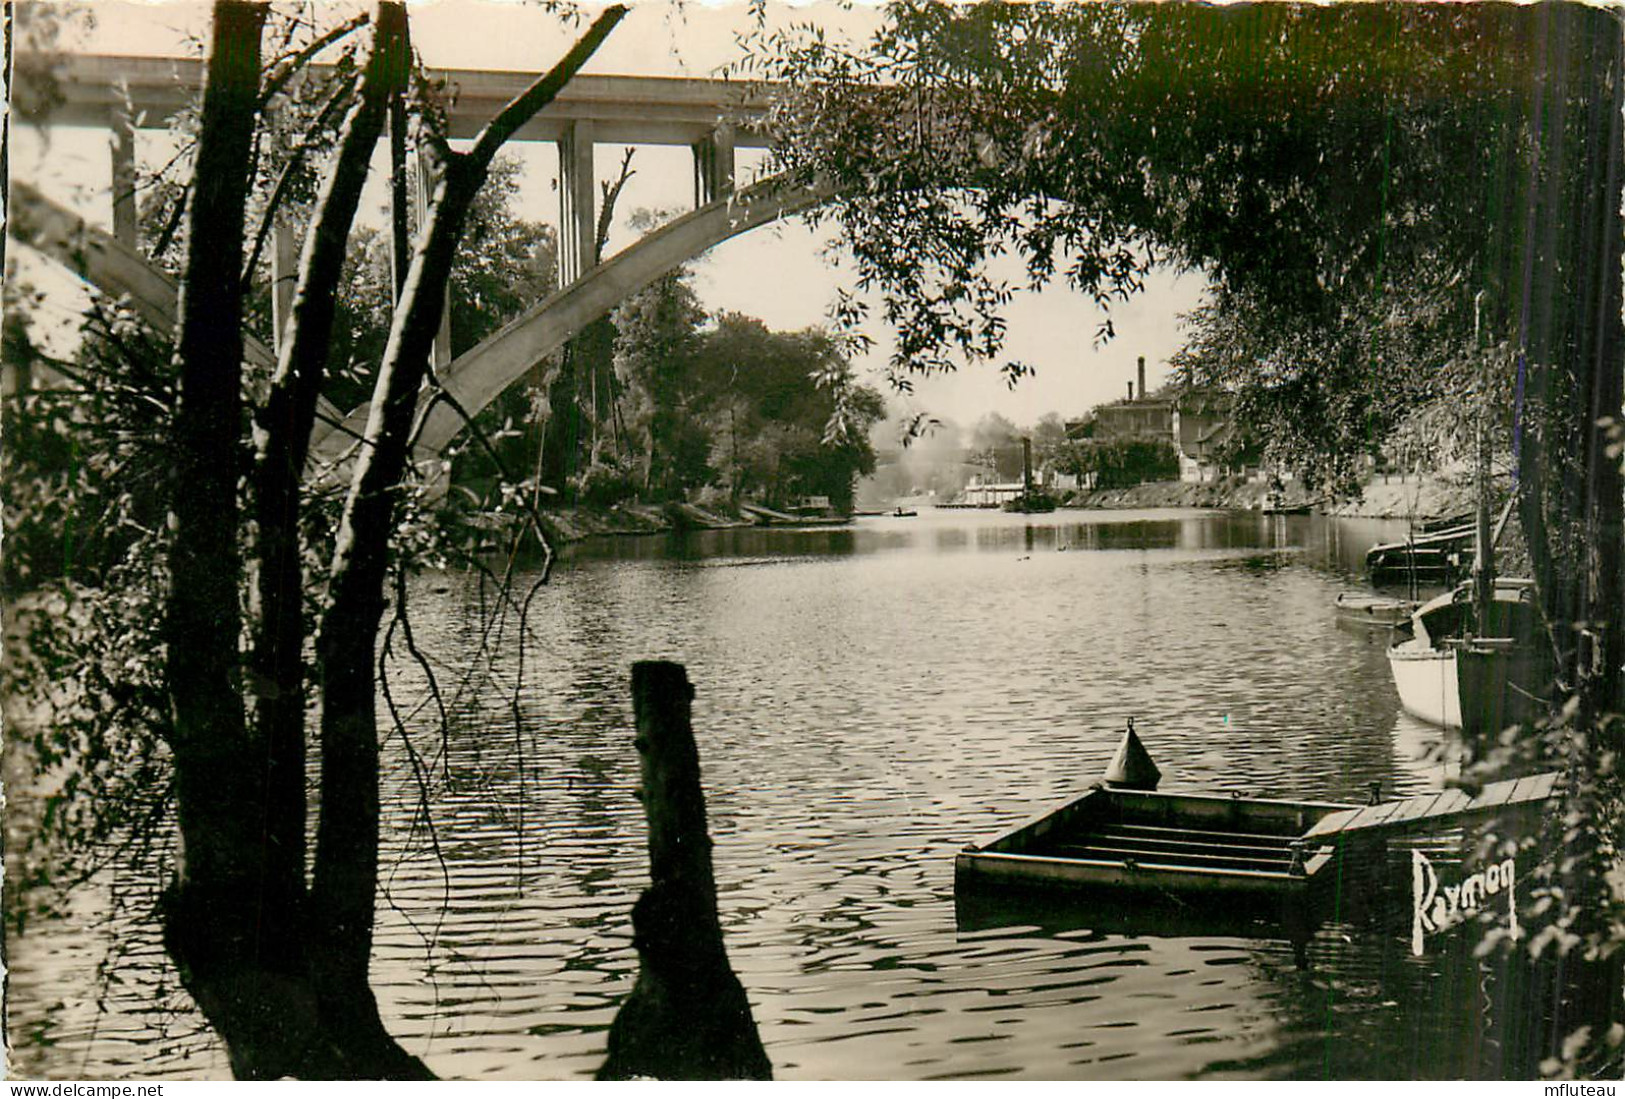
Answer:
1301, 771, 1562, 841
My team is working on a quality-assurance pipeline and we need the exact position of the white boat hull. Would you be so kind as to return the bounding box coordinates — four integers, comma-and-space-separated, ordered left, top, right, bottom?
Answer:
1387, 638, 1461, 729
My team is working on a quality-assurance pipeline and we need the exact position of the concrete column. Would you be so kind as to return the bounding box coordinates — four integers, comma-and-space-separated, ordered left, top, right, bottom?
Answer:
559, 119, 597, 284
692, 124, 736, 207
110, 107, 138, 249
415, 151, 453, 372
271, 218, 299, 356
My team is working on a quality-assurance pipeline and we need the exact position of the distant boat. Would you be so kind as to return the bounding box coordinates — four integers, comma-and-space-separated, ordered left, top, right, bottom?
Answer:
1335, 591, 1418, 629
1261, 489, 1313, 515
1004, 434, 1058, 513
1386, 578, 1545, 731
892, 506, 918, 517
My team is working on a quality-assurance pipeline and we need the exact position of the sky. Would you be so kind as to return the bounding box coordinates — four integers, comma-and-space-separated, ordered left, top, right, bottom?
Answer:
13, 0, 1211, 432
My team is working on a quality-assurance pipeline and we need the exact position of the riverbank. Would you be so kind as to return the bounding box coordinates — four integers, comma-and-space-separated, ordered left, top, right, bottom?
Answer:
513, 474, 1489, 546
1070, 473, 1487, 521
501, 500, 849, 545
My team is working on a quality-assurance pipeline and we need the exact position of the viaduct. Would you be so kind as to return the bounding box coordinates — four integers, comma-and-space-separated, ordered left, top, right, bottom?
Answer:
10, 53, 833, 465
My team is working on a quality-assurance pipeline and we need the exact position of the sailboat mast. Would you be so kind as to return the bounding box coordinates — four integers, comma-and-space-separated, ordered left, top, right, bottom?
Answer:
1471, 292, 1495, 633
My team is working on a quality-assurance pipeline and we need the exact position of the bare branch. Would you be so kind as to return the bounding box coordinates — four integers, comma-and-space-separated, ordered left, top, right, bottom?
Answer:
259, 12, 370, 108
414, 383, 561, 578
466, 5, 629, 172
594, 146, 636, 260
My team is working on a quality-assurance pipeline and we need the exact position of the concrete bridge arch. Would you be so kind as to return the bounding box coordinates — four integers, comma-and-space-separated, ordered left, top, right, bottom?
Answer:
309, 172, 834, 463
13, 54, 843, 469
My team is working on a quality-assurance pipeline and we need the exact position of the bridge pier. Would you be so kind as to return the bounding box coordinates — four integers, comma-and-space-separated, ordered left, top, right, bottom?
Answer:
559, 119, 598, 283
692, 125, 735, 207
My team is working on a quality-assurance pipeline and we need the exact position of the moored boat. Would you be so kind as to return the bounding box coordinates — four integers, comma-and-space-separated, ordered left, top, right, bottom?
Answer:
1365, 522, 1475, 587
1385, 578, 1545, 732
956, 724, 1353, 901
955, 783, 1353, 900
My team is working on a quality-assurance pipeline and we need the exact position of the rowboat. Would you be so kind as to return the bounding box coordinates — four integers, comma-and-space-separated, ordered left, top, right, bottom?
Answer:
955, 783, 1355, 900
1335, 591, 1418, 629
955, 783, 1357, 900
957, 724, 1565, 963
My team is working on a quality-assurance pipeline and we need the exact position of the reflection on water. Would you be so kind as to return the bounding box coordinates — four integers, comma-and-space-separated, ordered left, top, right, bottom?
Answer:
8, 509, 1529, 1079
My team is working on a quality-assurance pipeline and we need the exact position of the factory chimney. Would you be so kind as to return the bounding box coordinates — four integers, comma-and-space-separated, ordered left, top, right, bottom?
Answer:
1137, 356, 1147, 401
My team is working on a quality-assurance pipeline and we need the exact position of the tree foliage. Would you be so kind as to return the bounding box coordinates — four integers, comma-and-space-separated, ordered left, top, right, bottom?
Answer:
744, 1, 1625, 1073
609, 274, 885, 511
691, 312, 884, 511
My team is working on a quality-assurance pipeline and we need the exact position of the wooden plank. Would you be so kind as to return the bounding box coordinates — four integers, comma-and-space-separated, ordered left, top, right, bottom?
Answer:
1464, 778, 1518, 813
1384, 791, 1445, 826
1092, 825, 1293, 851
1428, 788, 1474, 818
1302, 847, 1337, 877
1301, 806, 1362, 839
1333, 803, 1387, 832
1297, 773, 1563, 840
1505, 773, 1561, 807
1306, 791, 1448, 838
1055, 843, 1291, 868
1360, 799, 1410, 828
967, 787, 1105, 853
955, 850, 1301, 896
1086, 832, 1292, 856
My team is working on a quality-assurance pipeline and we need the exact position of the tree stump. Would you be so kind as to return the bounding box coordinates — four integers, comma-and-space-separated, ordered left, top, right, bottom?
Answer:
597, 662, 772, 1080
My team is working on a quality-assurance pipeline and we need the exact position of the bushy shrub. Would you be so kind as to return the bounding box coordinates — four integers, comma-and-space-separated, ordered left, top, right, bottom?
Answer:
572, 459, 639, 507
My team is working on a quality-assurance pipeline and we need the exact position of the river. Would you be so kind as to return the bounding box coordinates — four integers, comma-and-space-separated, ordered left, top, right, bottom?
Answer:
7, 508, 1535, 1080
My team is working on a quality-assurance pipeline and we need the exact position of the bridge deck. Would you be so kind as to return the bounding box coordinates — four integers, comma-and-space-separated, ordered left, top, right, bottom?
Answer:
39, 54, 775, 147
1301, 771, 1561, 840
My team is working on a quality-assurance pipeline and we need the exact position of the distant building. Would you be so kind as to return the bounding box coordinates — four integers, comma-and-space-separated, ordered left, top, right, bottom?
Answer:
1173, 388, 1264, 482
1091, 394, 1176, 442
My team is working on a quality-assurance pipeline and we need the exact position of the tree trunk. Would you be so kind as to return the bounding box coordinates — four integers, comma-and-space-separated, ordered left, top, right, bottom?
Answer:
541, 317, 615, 493
249, 0, 409, 968
598, 662, 772, 1081
307, 0, 626, 1068
161, 1, 313, 1079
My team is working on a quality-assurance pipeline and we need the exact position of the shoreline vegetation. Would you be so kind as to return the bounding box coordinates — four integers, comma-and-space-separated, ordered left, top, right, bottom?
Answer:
524, 474, 1486, 547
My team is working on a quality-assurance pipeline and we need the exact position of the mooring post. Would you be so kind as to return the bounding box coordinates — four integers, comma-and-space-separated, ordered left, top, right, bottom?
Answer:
597, 661, 772, 1081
